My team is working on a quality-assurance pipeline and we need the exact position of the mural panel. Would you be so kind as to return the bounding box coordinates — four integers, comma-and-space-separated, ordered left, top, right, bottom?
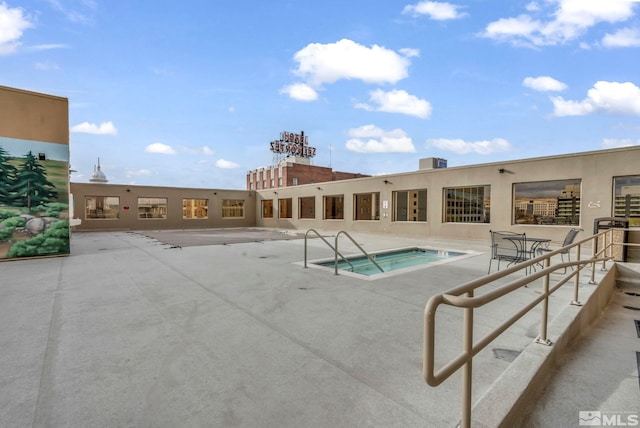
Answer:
0, 137, 70, 260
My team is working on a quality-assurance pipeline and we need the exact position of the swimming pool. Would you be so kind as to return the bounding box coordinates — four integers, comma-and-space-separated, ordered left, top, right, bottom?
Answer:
313, 247, 469, 277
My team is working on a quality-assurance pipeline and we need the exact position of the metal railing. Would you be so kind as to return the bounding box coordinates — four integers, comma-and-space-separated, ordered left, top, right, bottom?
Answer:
423, 228, 623, 428
303, 229, 384, 275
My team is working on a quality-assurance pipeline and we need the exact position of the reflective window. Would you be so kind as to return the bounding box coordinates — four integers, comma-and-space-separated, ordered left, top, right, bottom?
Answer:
85, 196, 119, 219
444, 186, 490, 223
614, 176, 640, 227
222, 199, 245, 218
299, 196, 315, 219
392, 190, 426, 222
279, 198, 292, 218
513, 180, 580, 225
324, 195, 344, 220
262, 200, 273, 218
354, 192, 380, 220
138, 197, 167, 219
183, 198, 208, 219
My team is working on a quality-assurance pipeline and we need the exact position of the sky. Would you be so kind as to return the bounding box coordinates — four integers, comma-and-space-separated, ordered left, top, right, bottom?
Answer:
1, 0, 640, 189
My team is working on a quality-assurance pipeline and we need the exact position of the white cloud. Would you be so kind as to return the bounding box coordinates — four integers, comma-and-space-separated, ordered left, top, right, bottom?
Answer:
523, 76, 567, 91
345, 125, 416, 153
551, 81, 640, 116
215, 159, 240, 169
603, 138, 640, 148
355, 89, 432, 119
179, 145, 215, 156
280, 83, 318, 101
29, 43, 69, 51
427, 138, 512, 154
124, 168, 152, 178
602, 27, 640, 47
35, 61, 60, 71
70, 121, 118, 135
145, 143, 176, 155
291, 39, 414, 87
402, 1, 467, 20
0, 2, 33, 55
480, 0, 638, 47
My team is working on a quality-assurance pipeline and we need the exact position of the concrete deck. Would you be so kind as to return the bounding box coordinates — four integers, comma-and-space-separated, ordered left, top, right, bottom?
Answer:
1, 229, 637, 427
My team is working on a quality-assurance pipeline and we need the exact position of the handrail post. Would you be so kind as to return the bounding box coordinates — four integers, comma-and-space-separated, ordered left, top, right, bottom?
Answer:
334, 234, 339, 275
304, 232, 309, 268
571, 244, 582, 305
590, 235, 597, 284
536, 257, 552, 346
461, 289, 473, 428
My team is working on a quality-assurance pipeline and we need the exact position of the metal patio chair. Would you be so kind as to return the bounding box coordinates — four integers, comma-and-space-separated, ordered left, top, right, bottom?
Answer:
536, 228, 583, 273
488, 230, 527, 274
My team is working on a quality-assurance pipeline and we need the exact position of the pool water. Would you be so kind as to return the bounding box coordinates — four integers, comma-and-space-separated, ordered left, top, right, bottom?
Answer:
316, 247, 465, 276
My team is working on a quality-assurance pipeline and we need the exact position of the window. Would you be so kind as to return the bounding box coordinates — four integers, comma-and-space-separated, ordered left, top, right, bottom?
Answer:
324, 195, 344, 220
263, 180, 267, 189
262, 200, 273, 218
354, 192, 380, 220
278, 198, 292, 218
85, 196, 119, 219
444, 186, 490, 223
222, 199, 245, 218
613, 176, 640, 227
299, 196, 315, 219
292, 177, 298, 186
271, 178, 274, 187
513, 180, 580, 225
183, 199, 208, 219
278, 177, 283, 186
392, 190, 426, 222
138, 197, 167, 219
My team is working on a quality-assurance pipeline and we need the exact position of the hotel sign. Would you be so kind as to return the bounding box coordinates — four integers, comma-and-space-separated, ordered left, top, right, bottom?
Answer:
270, 131, 316, 159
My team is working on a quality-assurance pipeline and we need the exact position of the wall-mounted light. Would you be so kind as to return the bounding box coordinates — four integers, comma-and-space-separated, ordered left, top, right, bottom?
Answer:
273, 191, 278, 195
498, 168, 514, 174
383, 180, 392, 184
317, 187, 323, 190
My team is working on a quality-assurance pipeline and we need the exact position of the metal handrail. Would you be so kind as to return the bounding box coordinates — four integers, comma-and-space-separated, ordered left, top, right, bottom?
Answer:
335, 230, 384, 275
423, 228, 620, 428
303, 228, 355, 271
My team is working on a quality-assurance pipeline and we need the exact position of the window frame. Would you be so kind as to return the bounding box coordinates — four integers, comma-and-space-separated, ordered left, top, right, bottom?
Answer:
443, 185, 490, 223
513, 179, 581, 226
85, 196, 120, 220
137, 197, 168, 220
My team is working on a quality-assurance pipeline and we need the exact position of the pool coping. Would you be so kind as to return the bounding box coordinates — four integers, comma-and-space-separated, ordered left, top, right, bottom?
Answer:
297, 245, 483, 281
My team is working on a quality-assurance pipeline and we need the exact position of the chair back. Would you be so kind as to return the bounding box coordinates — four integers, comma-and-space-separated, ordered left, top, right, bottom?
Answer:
562, 228, 582, 246
490, 230, 526, 260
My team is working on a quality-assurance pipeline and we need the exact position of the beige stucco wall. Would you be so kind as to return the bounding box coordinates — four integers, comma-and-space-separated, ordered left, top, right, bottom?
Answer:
70, 183, 256, 231
255, 146, 640, 245
0, 85, 69, 145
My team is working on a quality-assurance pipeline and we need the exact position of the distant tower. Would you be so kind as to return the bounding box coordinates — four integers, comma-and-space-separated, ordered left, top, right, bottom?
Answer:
89, 158, 108, 183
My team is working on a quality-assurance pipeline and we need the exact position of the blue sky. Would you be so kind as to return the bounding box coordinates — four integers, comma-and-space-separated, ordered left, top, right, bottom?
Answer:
2, 1, 639, 189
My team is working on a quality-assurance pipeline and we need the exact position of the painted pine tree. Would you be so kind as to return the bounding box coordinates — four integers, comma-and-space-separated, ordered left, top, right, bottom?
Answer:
0, 146, 17, 206
12, 151, 58, 211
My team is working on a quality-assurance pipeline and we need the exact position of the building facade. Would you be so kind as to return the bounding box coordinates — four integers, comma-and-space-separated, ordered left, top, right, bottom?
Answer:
69, 145, 640, 263
246, 156, 369, 190
0, 85, 70, 261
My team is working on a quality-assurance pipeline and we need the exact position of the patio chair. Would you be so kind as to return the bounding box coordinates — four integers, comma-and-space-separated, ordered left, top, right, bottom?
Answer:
488, 230, 527, 274
537, 228, 583, 273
